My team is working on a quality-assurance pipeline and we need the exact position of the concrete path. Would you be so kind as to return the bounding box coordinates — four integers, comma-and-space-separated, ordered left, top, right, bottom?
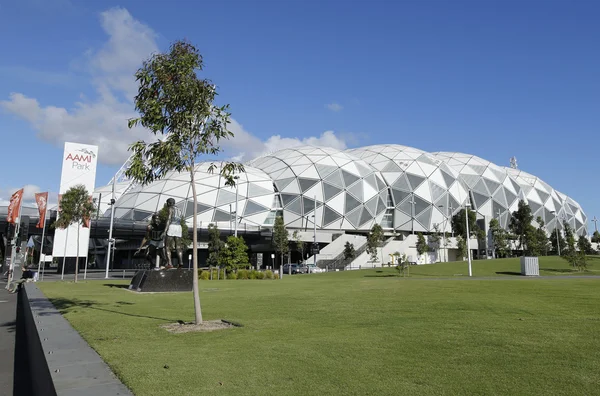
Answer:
0, 280, 17, 396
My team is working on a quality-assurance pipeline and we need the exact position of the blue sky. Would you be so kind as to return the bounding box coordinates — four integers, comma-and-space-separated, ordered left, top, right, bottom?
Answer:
0, 0, 598, 231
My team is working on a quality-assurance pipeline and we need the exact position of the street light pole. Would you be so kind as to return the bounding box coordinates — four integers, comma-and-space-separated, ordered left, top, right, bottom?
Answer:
105, 178, 116, 279
465, 200, 472, 277
409, 195, 416, 235
592, 216, 598, 233
551, 210, 561, 256
234, 176, 240, 238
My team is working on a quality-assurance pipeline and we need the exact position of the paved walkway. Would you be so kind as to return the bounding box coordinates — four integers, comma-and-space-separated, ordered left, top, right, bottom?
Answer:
0, 279, 17, 396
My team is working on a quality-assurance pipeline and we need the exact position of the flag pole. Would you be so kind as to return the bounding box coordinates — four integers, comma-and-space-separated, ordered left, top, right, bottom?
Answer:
37, 209, 47, 282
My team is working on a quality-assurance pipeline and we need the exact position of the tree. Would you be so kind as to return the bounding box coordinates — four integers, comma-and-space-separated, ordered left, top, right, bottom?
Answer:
429, 224, 441, 261
509, 200, 534, 254
549, 227, 566, 255
563, 221, 576, 254
343, 242, 356, 261
562, 251, 588, 272
489, 218, 510, 258
455, 235, 467, 260
591, 231, 600, 243
207, 224, 224, 267
416, 232, 429, 259
394, 252, 409, 277
451, 208, 478, 238
367, 224, 384, 262
54, 185, 95, 283
577, 235, 594, 255
526, 217, 549, 257
272, 216, 288, 270
292, 230, 305, 264
219, 236, 249, 270
125, 41, 244, 324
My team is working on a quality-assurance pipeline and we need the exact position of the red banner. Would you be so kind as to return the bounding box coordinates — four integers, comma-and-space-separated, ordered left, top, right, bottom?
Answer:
35, 192, 49, 228
6, 188, 24, 224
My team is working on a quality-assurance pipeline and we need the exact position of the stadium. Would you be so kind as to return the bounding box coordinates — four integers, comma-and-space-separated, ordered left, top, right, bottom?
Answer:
0, 144, 588, 270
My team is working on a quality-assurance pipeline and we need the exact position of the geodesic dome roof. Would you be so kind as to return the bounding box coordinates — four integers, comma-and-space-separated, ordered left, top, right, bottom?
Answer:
505, 167, 587, 236
109, 162, 275, 227
432, 152, 523, 229
346, 145, 466, 232
249, 146, 388, 230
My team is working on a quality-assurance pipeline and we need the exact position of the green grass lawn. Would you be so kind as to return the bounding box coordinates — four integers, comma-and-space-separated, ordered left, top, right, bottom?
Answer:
38, 257, 600, 396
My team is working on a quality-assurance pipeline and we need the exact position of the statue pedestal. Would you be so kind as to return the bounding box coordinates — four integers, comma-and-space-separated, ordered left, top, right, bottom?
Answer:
129, 269, 193, 293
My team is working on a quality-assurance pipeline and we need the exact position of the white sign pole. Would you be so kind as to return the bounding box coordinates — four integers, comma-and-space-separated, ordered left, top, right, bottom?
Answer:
52, 142, 98, 275
36, 210, 47, 281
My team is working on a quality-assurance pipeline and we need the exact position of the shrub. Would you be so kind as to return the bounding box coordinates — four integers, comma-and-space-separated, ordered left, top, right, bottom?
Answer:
274, 272, 280, 279
227, 271, 237, 280
199, 270, 210, 280
264, 270, 273, 279
237, 269, 249, 280
211, 268, 219, 279
255, 271, 265, 280
249, 270, 258, 279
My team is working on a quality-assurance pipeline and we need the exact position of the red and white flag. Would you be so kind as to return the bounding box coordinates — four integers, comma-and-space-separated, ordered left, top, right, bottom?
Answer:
6, 188, 24, 224
35, 192, 48, 228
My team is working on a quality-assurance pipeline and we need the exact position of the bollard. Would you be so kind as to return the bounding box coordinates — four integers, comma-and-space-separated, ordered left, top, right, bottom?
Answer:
123, 270, 125, 279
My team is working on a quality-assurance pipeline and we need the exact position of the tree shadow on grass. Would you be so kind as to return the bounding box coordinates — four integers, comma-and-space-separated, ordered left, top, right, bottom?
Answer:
42, 297, 182, 322
0, 320, 15, 333
540, 268, 579, 274
495, 271, 522, 276
364, 274, 398, 278
103, 283, 129, 289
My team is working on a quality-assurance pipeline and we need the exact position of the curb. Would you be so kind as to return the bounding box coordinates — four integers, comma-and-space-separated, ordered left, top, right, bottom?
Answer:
24, 283, 132, 395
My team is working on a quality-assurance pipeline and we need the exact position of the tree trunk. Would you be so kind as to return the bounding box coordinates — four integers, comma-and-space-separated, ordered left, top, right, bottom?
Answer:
190, 164, 203, 324
75, 222, 79, 283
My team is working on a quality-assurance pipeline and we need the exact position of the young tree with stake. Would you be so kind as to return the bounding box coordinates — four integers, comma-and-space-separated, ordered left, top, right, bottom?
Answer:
125, 41, 244, 325
54, 185, 95, 283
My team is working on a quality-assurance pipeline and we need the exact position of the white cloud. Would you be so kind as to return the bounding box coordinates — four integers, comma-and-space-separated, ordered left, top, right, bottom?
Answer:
0, 7, 157, 165
223, 119, 349, 162
326, 102, 343, 112
1, 7, 352, 169
0, 184, 58, 208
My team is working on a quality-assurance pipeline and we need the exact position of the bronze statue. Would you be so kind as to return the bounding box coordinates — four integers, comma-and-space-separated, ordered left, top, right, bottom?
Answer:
162, 198, 184, 269
135, 214, 165, 268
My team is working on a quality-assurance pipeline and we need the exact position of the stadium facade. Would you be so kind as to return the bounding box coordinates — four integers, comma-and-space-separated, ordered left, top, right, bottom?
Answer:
106, 144, 588, 237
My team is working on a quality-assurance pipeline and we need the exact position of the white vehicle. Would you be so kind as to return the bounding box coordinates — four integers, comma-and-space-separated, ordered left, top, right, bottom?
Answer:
305, 264, 325, 274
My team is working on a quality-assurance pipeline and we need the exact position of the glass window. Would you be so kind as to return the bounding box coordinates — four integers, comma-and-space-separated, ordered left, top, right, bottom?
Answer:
386, 189, 394, 208
381, 208, 394, 229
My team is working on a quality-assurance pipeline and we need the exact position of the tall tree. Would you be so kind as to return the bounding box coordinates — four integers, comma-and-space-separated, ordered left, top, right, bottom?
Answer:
207, 224, 224, 267
54, 185, 95, 283
549, 227, 566, 255
563, 221, 576, 254
489, 218, 510, 258
429, 223, 441, 261
219, 236, 249, 270
292, 230, 305, 263
509, 200, 534, 254
272, 216, 288, 269
532, 217, 550, 256
416, 232, 429, 259
451, 208, 479, 239
591, 231, 600, 243
125, 41, 244, 324
343, 242, 356, 261
455, 235, 467, 260
577, 235, 594, 255
367, 224, 384, 262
